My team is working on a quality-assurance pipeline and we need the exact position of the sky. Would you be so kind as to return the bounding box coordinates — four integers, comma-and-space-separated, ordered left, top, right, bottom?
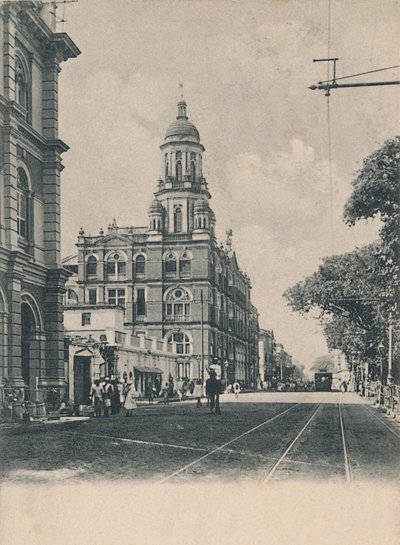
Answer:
57, 0, 400, 369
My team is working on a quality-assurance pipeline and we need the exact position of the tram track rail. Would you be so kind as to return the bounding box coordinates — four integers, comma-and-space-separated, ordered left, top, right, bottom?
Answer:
362, 405, 400, 440
157, 403, 300, 484
262, 404, 321, 482
338, 403, 353, 483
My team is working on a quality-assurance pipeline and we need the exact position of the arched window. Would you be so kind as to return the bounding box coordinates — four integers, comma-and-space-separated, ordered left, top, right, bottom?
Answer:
16, 167, 29, 239
174, 207, 182, 233
175, 151, 182, 182
165, 252, 177, 275
190, 161, 196, 181
165, 287, 192, 322
135, 255, 146, 277
15, 56, 30, 122
165, 153, 169, 179
86, 256, 97, 278
16, 57, 28, 109
106, 252, 126, 279
176, 161, 182, 181
167, 332, 191, 354
179, 252, 191, 275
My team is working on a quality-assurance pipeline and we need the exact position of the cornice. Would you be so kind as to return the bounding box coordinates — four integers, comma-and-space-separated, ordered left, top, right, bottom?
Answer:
16, 5, 80, 63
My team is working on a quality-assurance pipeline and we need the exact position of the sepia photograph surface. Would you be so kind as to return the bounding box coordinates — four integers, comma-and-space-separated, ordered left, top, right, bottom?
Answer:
0, 1, 399, 544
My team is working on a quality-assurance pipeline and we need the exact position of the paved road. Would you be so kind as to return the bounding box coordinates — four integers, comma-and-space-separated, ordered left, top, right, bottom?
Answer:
1, 392, 399, 483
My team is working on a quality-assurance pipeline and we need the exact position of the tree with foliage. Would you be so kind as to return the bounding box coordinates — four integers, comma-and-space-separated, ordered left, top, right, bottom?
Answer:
284, 136, 399, 379
344, 135, 399, 311
284, 243, 386, 365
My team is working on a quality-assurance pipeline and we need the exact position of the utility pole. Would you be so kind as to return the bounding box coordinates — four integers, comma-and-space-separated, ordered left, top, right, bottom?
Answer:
309, 59, 400, 96
200, 289, 204, 382
387, 311, 393, 384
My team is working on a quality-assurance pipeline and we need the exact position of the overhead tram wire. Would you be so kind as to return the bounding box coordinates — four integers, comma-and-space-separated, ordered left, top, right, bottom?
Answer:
326, 0, 334, 252
318, 64, 400, 85
312, 5, 400, 255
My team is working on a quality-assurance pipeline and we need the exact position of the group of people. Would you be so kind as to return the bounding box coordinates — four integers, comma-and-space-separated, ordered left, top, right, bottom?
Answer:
90, 378, 123, 417
87, 368, 240, 418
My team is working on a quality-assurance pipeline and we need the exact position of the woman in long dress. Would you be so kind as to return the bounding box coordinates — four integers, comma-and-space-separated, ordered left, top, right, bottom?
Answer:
123, 382, 138, 417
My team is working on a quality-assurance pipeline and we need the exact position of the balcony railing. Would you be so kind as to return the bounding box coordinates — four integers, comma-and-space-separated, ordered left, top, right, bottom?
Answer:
165, 315, 192, 322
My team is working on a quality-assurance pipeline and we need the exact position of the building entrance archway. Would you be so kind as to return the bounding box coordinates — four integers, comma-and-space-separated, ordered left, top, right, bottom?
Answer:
21, 302, 36, 389
20, 296, 44, 398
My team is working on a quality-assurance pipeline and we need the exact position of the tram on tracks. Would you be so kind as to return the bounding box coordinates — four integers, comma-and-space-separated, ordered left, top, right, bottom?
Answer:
314, 372, 333, 391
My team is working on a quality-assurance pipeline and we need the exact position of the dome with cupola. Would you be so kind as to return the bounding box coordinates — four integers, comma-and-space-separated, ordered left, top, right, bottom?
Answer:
148, 199, 164, 213
165, 100, 200, 142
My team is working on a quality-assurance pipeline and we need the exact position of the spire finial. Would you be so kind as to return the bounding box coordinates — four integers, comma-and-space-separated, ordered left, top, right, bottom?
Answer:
179, 83, 184, 99
177, 84, 188, 119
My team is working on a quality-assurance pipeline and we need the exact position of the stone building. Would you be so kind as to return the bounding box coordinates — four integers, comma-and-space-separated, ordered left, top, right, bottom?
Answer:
0, 1, 79, 399
258, 328, 275, 385
64, 100, 259, 387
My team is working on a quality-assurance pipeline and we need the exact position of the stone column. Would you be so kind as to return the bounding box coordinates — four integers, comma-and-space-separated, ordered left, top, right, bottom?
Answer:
43, 268, 70, 389
6, 268, 24, 386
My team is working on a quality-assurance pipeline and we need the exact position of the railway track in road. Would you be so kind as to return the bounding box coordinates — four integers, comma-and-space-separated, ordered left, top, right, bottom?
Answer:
156, 401, 366, 484
338, 403, 353, 483
262, 404, 321, 482
157, 403, 300, 484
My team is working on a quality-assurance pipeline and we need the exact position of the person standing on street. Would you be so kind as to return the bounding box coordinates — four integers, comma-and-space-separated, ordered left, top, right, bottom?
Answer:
102, 378, 113, 417
233, 380, 241, 399
90, 380, 103, 417
208, 371, 222, 414
162, 383, 169, 404
146, 382, 154, 404
123, 382, 138, 417
194, 379, 203, 408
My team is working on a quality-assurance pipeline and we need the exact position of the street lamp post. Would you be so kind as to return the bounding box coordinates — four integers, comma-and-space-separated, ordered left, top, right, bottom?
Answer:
200, 290, 204, 382
387, 311, 393, 384
378, 342, 385, 407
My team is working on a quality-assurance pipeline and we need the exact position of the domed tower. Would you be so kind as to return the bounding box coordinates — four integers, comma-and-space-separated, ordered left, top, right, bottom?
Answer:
153, 100, 211, 238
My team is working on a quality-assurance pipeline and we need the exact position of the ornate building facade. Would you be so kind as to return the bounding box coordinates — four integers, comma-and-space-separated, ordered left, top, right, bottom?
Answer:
0, 1, 79, 397
64, 100, 259, 387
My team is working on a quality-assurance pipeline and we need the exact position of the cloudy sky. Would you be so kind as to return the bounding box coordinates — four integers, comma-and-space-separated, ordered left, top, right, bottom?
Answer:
58, 0, 399, 369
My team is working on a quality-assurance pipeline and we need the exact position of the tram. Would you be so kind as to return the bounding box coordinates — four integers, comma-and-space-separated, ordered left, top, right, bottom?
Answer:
314, 372, 333, 392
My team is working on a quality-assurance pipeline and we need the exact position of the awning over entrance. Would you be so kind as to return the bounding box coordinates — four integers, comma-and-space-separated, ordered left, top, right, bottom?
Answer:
134, 366, 163, 374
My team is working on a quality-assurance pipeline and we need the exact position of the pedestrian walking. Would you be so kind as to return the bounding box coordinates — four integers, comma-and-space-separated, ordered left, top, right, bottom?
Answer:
194, 379, 203, 407
208, 371, 222, 414
146, 382, 154, 404
233, 380, 241, 399
123, 382, 138, 417
162, 382, 169, 404
111, 380, 121, 415
90, 379, 103, 417
102, 378, 113, 417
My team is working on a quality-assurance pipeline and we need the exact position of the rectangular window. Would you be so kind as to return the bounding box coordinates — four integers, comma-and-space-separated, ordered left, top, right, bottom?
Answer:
106, 261, 115, 276
165, 260, 177, 274
117, 289, 125, 307
81, 312, 91, 326
17, 193, 27, 237
117, 261, 126, 276
136, 288, 146, 316
184, 303, 190, 317
166, 303, 173, 317
180, 259, 191, 275
88, 289, 97, 305
174, 303, 183, 317
108, 289, 116, 305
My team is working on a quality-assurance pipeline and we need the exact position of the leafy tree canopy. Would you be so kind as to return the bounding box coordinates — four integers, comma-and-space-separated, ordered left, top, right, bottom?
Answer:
344, 135, 399, 243
283, 243, 391, 363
